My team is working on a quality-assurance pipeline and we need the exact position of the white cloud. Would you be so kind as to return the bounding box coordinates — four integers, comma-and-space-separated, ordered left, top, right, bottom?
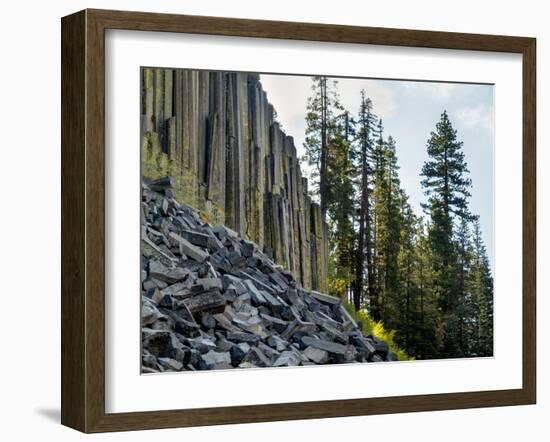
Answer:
399, 81, 458, 101
456, 103, 493, 131
338, 78, 397, 119
259, 74, 309, 146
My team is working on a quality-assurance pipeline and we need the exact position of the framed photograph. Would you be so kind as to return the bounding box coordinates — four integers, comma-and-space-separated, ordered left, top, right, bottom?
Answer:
61, 9, 536, 433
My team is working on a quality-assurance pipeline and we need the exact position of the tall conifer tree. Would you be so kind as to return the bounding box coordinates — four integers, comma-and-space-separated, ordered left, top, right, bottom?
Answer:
421, 110, 473, 357
303, 77, 343, 217
353, 91, 377, 310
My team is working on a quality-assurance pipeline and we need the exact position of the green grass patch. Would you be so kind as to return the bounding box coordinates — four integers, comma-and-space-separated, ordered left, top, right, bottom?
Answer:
343, 301, 414, 361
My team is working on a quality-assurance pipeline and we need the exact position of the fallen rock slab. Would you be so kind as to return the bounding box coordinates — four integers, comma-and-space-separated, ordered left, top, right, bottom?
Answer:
184, 290, 226, 314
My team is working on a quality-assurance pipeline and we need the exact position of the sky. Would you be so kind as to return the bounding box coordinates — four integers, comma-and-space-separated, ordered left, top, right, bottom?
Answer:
259, 74, 494, 270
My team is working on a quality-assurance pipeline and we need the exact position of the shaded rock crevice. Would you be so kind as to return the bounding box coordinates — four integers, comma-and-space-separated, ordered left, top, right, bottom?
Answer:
141, 178, 395, 373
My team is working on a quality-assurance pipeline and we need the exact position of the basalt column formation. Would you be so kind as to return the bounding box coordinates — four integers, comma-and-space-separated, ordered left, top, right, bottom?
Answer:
141, 69, 328, 292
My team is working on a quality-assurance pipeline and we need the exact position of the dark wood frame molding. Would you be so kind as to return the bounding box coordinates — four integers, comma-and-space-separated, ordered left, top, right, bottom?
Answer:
61, 9, 536, 433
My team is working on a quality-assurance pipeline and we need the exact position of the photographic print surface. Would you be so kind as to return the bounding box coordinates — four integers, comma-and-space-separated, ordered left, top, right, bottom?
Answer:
140, 68, 494, 373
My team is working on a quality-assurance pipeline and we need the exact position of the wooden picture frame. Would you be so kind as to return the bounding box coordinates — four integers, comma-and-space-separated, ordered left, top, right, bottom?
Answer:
61, 8, 536, 433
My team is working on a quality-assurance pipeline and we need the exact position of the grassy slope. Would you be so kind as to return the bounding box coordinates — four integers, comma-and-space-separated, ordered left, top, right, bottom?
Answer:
343, 301, 414, 361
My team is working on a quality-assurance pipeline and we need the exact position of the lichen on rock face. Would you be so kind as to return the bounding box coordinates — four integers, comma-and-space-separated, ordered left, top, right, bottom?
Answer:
141, 177, 393, 373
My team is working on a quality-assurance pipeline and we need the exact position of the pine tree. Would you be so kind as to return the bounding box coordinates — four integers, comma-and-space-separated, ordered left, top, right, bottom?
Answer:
376, 135, 402, 324
413, 219, 439, 359
303, 77, 344, 217
304, 78, 356, 301
421, 111, 473, 222
370, 119, 386, 320
353, 91, 377, 310
470, 219, 494, 356
328, 110, 356, 297
395, 190, 418, 352
453, 216, 474, 357
421, 110, 473, 357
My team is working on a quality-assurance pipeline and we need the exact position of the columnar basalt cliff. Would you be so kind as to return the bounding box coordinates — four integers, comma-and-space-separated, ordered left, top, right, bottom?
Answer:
141, 68, 327, 291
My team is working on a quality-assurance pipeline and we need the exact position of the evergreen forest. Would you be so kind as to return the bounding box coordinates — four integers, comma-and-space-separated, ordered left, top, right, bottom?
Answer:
302, 77, 494, 359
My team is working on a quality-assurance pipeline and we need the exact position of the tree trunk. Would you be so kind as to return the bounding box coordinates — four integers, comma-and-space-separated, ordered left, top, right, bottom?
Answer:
319, 77, 328, 218
406, 257, 411, 351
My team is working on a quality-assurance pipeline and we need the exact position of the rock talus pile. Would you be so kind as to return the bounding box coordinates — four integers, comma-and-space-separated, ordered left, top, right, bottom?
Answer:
141, 177, 396, 372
